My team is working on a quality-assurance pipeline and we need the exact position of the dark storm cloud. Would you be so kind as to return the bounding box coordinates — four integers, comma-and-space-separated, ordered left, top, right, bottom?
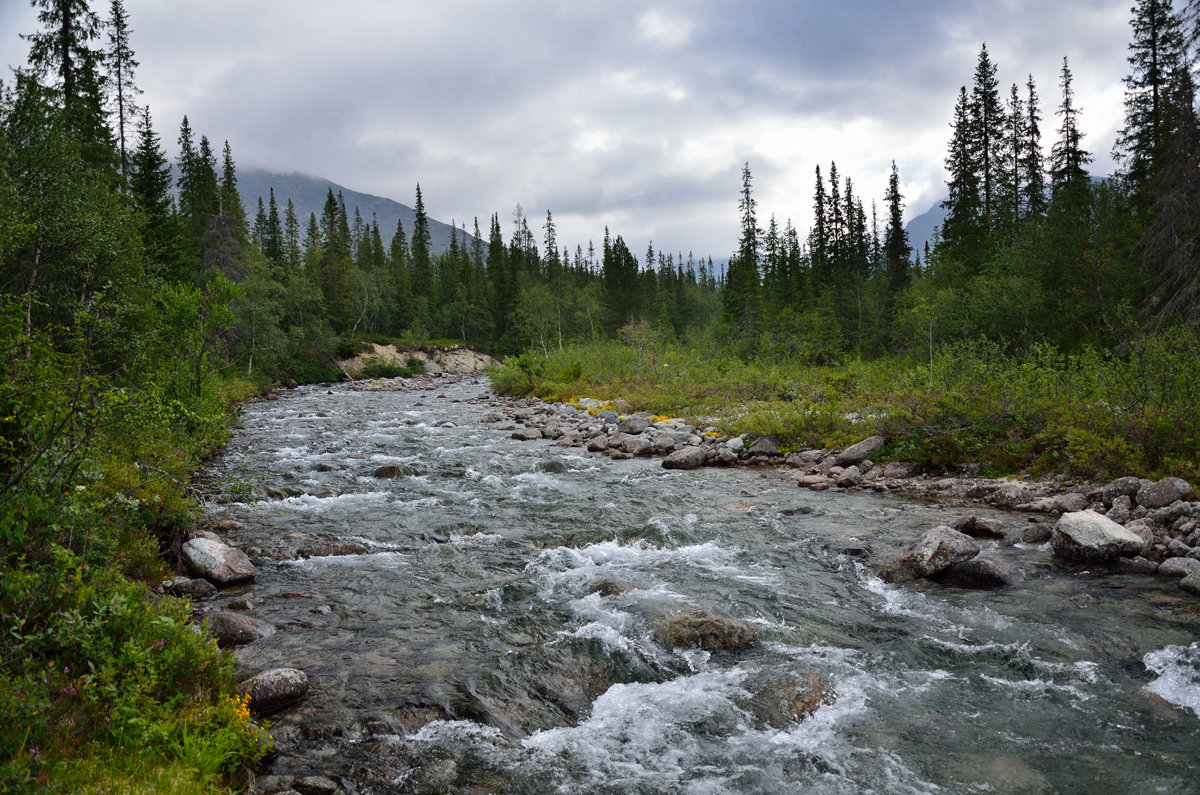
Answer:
1, 0, 1133, 257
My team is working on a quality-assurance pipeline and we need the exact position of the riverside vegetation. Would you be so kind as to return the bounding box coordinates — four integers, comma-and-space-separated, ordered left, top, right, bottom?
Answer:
3, 0, 1200, 791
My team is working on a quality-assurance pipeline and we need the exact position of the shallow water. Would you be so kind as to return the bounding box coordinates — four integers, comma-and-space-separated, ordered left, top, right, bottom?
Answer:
201, 377, 1200, 794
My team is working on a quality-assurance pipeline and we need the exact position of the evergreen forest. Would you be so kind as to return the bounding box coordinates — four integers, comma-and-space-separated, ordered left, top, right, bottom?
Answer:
1, 0, 1199, 789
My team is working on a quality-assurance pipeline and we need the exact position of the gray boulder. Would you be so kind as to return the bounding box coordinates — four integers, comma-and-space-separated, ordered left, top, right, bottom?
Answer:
1116, 556, 1160, 574
882, 461, 920, 479
1106, 494, 1133, 524
1136, 477, 1193, 509
181, 537, 255, 586
747, 436, 782, 456
1051, 510, 1145, 563
1181, 572, 1200, 595
953, 515, 1007, 539
936, 558, 1024, 588
238, 667, 310, 715
835, 436, 885, 466
1100, 476, 1150, 506
1021, 524, 1053, 544
662, 446, 708, 470
880, 526, 981, 583
162, 576, 217, 600
1158, 557, 1200, 579
206, 611, 275, 648
616, 413, 653, 435
837, 465, 863, 488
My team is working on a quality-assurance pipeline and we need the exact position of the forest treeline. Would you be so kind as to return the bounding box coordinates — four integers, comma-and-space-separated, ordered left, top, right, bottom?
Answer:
2, 0, 1200, 789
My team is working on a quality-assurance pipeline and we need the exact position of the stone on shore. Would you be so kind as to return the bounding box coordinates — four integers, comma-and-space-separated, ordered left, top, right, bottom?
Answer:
206, 611, 275, 647
616, 413, 654, 435
163, 576, 217, 599
746, 436, 782, 456
1180, 572, 1200, 595
1051, 510, 1145, 563
181, 537, 255, 586
1158, 557, 1200, 579
879, 526, 981, 583
663, 446, 708, 470
1136, 477, 1193, 509
835, 435, 885, 466
238, 667, 310, 715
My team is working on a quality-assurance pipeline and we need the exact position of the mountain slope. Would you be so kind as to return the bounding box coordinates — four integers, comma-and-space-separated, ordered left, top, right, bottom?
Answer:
237, 169, 475, 254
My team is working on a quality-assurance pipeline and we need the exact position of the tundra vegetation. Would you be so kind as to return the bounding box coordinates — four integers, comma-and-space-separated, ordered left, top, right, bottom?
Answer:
2, 0, 1199, 789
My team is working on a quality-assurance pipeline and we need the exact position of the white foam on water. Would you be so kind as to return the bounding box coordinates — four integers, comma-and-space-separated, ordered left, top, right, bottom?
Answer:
284, 550, 409, 569
1143, 642, 1200, 717
262, 491, 393, 513
978, 673, 1092, 702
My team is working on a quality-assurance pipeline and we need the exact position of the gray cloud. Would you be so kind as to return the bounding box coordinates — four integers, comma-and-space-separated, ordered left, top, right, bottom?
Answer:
2, 0, 1134, 258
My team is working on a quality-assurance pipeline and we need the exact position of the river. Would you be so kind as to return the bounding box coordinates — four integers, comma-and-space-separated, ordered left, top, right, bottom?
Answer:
200, 376, 1200, 794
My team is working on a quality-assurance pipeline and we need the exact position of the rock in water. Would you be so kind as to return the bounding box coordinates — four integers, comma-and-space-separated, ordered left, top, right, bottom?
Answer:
181, 537, 255, 586
953, 515, 1007, 539
238, 668, 310, 715
648, 604, 759, 651
879, 526, 981, 583
1051, 510, 1145, 563
937, 558, 1024, 588
206, 611, 275, 647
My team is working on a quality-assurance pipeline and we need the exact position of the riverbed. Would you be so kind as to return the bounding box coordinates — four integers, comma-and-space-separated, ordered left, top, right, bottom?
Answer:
200, 376, 1200, 794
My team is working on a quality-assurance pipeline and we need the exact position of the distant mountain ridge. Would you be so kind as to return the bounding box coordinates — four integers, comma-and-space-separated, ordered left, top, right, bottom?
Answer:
237, 168, 475, 255
905, 199, 945, 258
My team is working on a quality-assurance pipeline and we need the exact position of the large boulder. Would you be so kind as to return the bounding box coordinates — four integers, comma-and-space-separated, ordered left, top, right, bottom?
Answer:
648, 604, 759, 652
662, 446, 708, 470
206, 611, 275, 647
835, 436, 885, 466
879, 526, 981, 583
1051, 510, 1145, 563
1136, 477, 1193, 510
181, 537, 255, 586
238, 668, 310, 715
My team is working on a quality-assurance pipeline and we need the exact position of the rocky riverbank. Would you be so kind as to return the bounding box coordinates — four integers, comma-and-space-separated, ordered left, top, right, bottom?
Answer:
479, 383, 1200, 598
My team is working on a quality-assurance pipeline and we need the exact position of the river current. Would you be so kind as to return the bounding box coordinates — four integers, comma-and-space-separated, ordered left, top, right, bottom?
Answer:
201, 376, 1200, 794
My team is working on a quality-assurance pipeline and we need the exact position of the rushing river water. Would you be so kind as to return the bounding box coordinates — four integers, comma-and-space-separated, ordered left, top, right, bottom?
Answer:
200, 376, 1200, 794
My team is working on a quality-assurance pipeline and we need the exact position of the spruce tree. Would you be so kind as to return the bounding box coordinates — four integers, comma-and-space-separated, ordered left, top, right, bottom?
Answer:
970, 44, 1006, 236
1050, 57, 1092, 203
883, 161, 912, 299
105, 0, 139, 181
410, 184, 432, 300
1021, 75, 1048, 217
1115, 0, 1190, 207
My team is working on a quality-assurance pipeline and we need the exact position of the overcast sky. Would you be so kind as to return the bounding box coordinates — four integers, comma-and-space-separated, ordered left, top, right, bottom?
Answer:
2, 1, 1135, 260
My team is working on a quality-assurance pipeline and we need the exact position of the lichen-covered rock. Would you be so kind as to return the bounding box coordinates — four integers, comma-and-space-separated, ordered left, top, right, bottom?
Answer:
238, 667, 309, 715
1136, 477, 1193, 510
835, 435, 885, 466
879, 526, 981, 583
616, 413, 653, 435
1051, 510, 1145, 563
648, 604, 759, 652
1100, 476, 1149, 506
181, 537, 255, 586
